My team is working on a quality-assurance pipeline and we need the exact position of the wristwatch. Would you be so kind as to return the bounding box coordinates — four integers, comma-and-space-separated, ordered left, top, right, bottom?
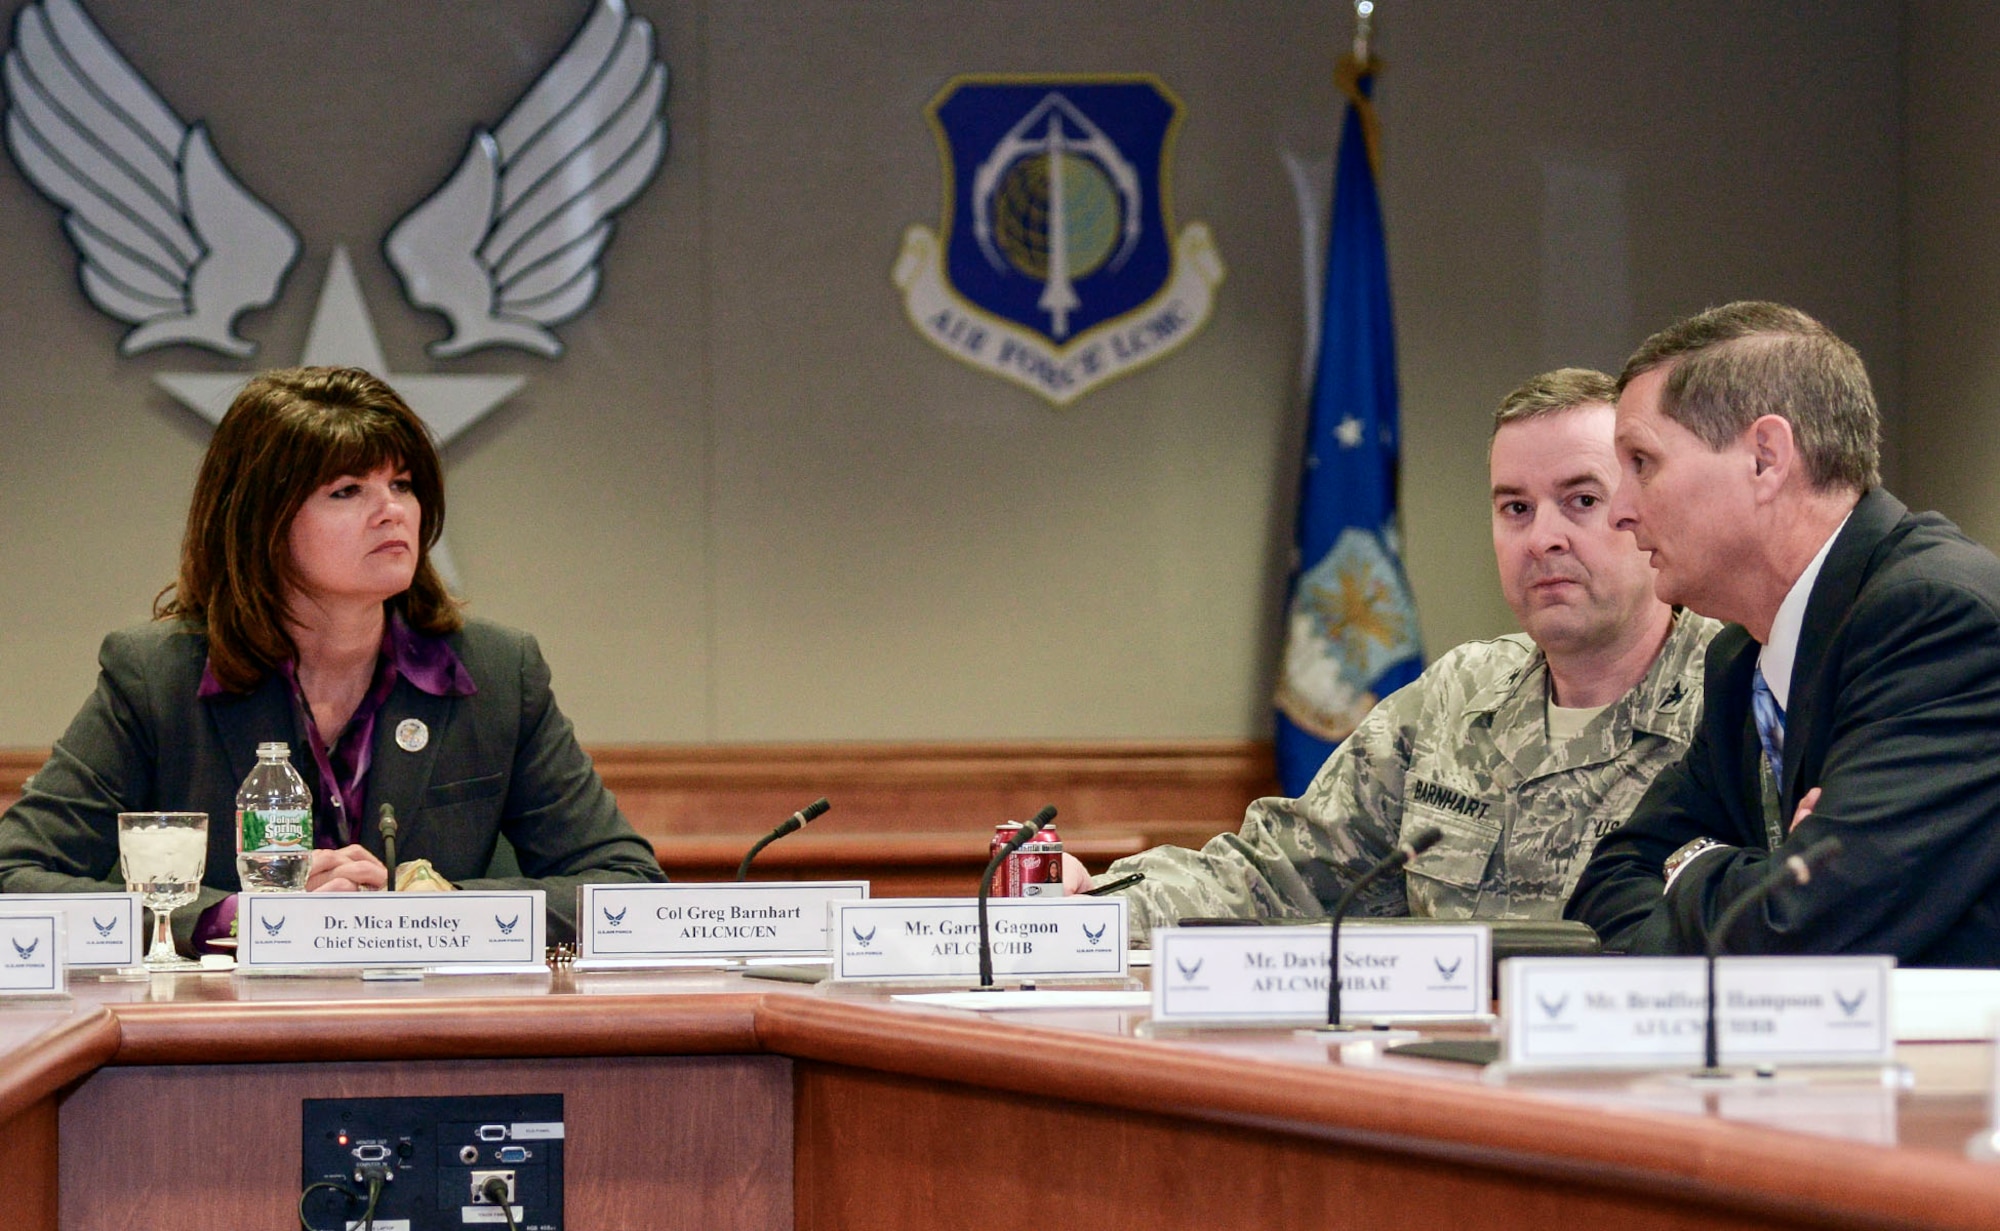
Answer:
1661, 837, 1725, 894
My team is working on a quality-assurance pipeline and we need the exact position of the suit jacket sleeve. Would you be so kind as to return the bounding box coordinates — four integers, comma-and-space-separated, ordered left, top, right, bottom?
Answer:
1563, 710, 1758, 953
450, 631, 664, 939
1574, 577, 2000, 959
1697, 575, 2000, 958
0, 629, 233, 949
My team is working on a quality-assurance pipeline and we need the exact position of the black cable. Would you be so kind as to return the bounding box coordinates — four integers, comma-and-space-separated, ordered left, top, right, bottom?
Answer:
297, 1180, 364, 1231
480, 1174, 520, 1231
358, 1177, 383, 1231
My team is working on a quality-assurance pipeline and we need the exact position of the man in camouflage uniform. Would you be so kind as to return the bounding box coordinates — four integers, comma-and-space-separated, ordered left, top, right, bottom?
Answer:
1067, 370, 1721, 943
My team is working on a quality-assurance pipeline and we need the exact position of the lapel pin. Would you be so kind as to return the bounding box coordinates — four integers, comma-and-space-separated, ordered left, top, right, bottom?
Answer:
395, 718, 429, 753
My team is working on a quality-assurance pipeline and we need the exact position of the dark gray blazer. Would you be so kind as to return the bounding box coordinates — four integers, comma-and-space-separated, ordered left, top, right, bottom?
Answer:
0, 617, 664, 945
1567, 489, 2000, 965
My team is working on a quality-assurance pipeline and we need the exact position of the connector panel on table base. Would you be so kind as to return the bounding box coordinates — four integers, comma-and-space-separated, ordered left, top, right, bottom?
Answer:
301, 1093, 564, 1231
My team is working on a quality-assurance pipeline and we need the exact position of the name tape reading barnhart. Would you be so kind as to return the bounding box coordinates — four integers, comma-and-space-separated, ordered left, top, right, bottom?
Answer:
239, 891, 545, 972
577, 881, 869, 964
1150, 924, 1490, 1025
829, 898, 1126, 983
1503, 955, 1895, 1070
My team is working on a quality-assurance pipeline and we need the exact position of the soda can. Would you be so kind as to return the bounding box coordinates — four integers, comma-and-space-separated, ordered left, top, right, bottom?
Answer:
993, 821, 1065, 897
991, 823, 1024, 895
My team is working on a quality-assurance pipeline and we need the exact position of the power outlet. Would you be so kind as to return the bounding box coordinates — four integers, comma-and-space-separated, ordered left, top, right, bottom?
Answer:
301, 1094, 563, 1231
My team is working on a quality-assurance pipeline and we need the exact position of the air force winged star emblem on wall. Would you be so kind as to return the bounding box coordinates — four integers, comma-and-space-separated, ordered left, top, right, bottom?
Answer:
893, 74, 1224, 406
2, 0, 668, 363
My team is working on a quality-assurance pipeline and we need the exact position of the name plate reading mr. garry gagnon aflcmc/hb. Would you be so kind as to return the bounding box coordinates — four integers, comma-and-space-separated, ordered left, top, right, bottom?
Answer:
828, 897, 1127, 984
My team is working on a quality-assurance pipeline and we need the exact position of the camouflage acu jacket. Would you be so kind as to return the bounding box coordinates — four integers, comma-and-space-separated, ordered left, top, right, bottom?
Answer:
1107, 612, 1720, 944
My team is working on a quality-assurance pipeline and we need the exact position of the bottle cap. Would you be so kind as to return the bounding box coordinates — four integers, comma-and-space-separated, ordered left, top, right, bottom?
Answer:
256, 741, 289, 758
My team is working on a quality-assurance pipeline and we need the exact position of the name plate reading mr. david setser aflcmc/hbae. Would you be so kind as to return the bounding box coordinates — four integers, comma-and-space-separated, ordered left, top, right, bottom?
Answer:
1149, 924, 1491, 1026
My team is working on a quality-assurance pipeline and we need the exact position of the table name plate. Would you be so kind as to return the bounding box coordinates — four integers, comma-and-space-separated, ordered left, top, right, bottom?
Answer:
238, 891, 546, 973
576, 881, 869, 965
1502, 955, 1895, 1070
0, 910, 64, 996
828, 898, 1127, 984
0, 893, 139, 968
1151, 924, 1491, 1025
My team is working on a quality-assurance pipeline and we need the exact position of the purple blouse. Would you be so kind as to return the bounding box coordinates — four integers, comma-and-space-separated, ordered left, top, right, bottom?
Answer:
192, 612, 477, 949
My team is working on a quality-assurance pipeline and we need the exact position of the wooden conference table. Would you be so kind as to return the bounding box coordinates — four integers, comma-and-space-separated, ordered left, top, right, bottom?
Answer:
0, 964, 1996, 1230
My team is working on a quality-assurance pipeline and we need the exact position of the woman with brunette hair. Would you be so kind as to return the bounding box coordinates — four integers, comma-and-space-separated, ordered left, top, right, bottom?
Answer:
0, 367, 663, 949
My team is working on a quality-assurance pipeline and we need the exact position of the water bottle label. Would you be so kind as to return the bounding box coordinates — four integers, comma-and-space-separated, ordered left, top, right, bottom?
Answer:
242, 807, 310, 852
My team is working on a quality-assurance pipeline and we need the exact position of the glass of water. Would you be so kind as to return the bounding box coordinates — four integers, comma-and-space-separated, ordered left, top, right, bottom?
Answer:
117, 812, 208, 971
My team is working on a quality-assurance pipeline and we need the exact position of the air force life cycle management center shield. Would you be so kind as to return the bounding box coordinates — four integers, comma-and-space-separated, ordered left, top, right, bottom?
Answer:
893, 74, 1224, 406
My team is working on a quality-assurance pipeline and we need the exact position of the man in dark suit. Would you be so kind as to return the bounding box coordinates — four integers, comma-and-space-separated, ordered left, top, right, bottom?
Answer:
1566, 302, 2000, 964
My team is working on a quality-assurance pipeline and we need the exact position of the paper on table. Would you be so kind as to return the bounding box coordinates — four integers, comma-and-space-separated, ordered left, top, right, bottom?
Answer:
893, 990, 1153, 1012
1893, 968, 2000, 1041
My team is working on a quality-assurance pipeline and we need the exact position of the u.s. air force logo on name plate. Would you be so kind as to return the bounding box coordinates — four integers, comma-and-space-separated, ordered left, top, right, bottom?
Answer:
893, 74, 1224, 406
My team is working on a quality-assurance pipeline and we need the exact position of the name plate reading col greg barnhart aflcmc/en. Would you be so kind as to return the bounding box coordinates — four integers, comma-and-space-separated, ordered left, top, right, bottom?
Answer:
1150, 924, 1491, 1026
575, 881, 870, 966
237, 891, 547, 974
828, 898, 1127, 984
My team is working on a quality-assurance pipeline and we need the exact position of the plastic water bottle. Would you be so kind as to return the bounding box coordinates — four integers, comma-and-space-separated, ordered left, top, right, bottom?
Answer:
236, 741, 313, 892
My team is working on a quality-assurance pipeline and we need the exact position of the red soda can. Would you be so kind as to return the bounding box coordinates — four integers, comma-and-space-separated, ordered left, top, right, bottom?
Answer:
993, 821, 1064, 897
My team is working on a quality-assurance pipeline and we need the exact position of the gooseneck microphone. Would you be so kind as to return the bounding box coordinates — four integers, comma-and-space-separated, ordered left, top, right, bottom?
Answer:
1699, 835, 1844, 1073
735, 798, 832, 881
377, 804, 399, 892
978, 805, 1057, 989
1326, 826, 1444, 1028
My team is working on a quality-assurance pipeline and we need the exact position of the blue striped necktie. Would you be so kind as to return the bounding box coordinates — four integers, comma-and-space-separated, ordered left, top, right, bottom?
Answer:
1751, 666, 1786, 786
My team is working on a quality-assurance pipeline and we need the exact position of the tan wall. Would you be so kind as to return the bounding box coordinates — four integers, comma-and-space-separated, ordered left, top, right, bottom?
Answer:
0, 0, 1904, 748
1904, 1, 2000, 545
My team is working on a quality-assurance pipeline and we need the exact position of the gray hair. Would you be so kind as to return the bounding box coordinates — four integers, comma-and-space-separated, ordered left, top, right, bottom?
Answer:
1618, 301, 1880, 493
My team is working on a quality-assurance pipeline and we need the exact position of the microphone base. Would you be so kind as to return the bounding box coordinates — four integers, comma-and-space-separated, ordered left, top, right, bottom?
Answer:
1659, 1063, 1913, 1088
1297, 1025, 1424, 1046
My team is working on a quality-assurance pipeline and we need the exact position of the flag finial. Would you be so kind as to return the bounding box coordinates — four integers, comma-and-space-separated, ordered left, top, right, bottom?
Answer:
1336, 1, 1384, 176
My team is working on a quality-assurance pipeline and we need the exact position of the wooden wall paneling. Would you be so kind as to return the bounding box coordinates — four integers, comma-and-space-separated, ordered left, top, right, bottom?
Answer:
0, 741, 1275, 841
59, 1055, 792, 1231
0, 749, 45, 814
591, 740, 1276, 838
658, 832, 1157, 896
1, 741, 1268, 891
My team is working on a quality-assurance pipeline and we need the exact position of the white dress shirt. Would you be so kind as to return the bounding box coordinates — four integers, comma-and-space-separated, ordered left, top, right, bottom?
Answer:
1757, 511, 1851, 710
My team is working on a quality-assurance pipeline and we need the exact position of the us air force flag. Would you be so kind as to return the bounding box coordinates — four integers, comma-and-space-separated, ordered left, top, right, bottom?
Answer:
1273, 59, 1422, 797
